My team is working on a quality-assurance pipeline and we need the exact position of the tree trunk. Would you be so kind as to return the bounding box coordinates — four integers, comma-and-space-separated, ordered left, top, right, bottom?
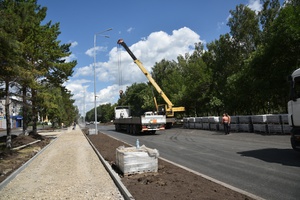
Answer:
22, 86, 28, 135
5, 80, 12, 149
31, 88, 37, 135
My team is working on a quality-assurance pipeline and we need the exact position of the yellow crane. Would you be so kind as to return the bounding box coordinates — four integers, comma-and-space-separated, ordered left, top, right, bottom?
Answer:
117, 39, 185, 128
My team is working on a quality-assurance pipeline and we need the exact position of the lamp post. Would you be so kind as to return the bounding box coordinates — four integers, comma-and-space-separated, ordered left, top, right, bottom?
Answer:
94, 28, 112, 134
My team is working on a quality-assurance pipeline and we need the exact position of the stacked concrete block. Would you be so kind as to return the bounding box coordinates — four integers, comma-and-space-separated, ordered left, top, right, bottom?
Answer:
281, 114, 291, 134
116, 146, 159, 175
202, 117, 210, 130
238, 116, 253, 132
194, 117, 203, 129
229, 116, 239, 132
209, 116, 219, 131
183, 118, 189, 128
266, 114, 282, 134
88, 129, 96, 135
251, 115, 268, 133
187, 117, 196, 129
183, 113, 289, 135
218, 116, 224, 131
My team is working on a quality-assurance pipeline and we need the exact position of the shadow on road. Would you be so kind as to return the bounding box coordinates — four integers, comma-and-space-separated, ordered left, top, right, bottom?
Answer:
237, 148, 300, 167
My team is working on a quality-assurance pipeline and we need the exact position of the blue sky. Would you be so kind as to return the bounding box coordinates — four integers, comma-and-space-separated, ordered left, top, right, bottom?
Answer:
37, 0, 271, 116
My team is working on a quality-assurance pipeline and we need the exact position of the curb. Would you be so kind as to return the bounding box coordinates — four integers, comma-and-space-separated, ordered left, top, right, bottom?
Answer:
83, 131, 134, 200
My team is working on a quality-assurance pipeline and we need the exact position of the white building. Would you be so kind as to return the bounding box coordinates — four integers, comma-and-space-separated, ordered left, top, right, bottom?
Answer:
0, 98, 23, 129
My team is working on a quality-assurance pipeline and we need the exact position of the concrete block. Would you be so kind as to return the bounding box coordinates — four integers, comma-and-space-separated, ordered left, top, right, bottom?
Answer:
116, 145, 159, 175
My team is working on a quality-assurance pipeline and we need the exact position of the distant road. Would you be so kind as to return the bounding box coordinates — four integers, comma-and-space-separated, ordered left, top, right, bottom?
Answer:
0, 128, 23, 137
0, 126, 52, 137
92, 124, 300, 200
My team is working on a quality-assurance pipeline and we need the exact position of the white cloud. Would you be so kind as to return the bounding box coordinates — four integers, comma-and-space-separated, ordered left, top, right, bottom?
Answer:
85, 46, 108, 57
73, 65, 93, 77
67, 27, 201, 114
127, 27, 134, 33
247, 0, 262, 13
62, 53, 76, 63
71, 41, 78, 48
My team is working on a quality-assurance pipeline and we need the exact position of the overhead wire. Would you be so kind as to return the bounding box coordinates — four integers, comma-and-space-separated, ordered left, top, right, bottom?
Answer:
117, 44, 123, 98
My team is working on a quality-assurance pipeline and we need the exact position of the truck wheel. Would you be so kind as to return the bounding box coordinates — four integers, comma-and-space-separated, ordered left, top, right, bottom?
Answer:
291, 137, 300, 151
126, 125, 130, 134
117, 124, 121, 131
165, 122, 173, 129
132, 125, 137, 135
130, 125, 134, 134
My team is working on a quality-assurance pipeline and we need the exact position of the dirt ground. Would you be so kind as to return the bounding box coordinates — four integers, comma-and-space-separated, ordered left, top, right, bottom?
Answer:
87, 132, 254, 200
0, 129, 253, 200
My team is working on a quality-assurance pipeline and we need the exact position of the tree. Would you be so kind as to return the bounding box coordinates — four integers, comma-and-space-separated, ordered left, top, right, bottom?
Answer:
227, 4, 261, 57
247, 1, 300, 113
151, 59, 185, 116
0, 0, 23, 148
98, 103, 114, 123
259, 0, 281, 44
0, 0, 77, 149
118, 83, 154, 116
178, 45, 211, 116
9, 0, 76, 134
203, 34, 242, 114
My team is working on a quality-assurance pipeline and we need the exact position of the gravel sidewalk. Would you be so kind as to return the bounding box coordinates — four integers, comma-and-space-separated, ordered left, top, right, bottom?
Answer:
0, 127, 124, 200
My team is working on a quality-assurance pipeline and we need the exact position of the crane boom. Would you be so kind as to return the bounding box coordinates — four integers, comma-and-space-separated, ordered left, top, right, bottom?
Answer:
117, 39, 185, 117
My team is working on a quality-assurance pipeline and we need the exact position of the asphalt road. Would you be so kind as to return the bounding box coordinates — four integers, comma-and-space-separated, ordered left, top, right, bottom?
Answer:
87, 124, 300, 200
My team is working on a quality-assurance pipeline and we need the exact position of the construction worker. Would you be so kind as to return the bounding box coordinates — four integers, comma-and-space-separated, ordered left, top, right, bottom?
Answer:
222, 113, 231, 135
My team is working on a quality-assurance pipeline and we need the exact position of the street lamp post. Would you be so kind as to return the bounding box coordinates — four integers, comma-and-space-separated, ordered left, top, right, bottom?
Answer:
93, 28, 112, 134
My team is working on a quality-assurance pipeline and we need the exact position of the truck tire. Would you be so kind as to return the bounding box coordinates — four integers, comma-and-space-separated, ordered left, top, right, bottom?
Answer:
165, 122, 173, 129
130, 125, 134, 134
291, 137, 300, 151
126, 125, 130, 134
290, 127, 300, 152
132, 125, 137, 135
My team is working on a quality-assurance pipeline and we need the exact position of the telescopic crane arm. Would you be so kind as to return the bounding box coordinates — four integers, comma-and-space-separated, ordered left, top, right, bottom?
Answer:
117, 39, 185, 117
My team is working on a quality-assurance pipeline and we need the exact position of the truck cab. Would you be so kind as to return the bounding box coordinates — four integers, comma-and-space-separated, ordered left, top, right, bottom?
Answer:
288, 68, 300, 151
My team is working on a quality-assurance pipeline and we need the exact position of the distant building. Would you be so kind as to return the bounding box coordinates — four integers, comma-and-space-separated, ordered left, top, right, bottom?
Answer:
0, 98, 23, 129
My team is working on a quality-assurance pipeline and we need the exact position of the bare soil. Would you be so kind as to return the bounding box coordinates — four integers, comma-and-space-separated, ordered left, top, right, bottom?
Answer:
87, 131, 254, 200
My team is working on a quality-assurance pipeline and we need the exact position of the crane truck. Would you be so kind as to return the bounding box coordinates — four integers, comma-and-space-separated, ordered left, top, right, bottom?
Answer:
117, 39, 185, 128
114, 106, 166, 134
288, 68, 300, 151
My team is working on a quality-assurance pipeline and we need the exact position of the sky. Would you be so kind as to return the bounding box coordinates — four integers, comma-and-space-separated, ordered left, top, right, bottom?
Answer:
37, 0, 270, 116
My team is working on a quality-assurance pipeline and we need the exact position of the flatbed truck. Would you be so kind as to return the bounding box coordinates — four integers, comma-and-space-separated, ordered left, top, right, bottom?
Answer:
114, 106, 166, 134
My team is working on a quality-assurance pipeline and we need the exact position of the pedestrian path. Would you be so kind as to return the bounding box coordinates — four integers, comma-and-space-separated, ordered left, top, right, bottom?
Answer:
0, 127, 124, 200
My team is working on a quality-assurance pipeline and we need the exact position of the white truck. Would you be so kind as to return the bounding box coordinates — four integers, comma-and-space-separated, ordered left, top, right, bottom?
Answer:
114, 106, 166, 134
288, 68, 300, 151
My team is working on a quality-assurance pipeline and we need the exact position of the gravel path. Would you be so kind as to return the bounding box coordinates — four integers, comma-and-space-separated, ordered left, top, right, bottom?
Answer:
0, 127, 124, 200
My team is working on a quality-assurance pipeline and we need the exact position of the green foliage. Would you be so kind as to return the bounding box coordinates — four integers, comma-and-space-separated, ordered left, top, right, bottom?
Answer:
85, 103, 114, 123
0, 0, 78, 136
120, 83, 155, 116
